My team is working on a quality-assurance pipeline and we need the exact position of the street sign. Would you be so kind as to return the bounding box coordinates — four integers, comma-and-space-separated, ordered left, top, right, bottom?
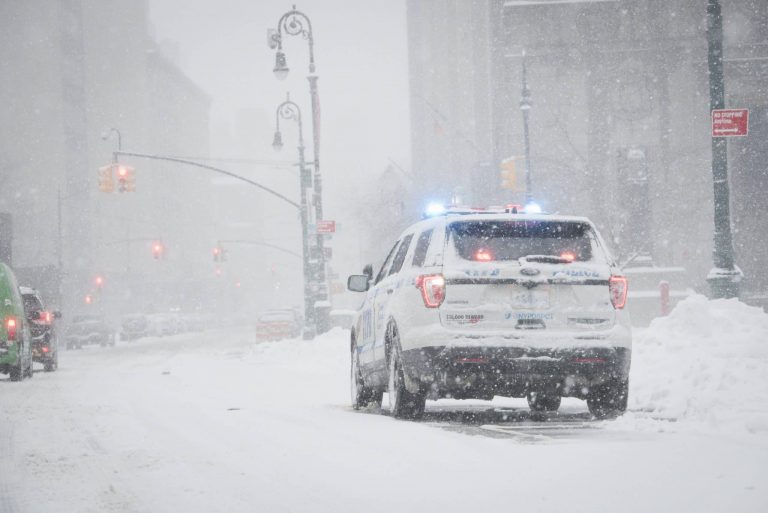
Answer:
712, 109, 749, 137
316, 220, 336, 234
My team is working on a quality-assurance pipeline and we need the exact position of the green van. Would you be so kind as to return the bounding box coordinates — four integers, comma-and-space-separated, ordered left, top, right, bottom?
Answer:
0, 262, 32, 381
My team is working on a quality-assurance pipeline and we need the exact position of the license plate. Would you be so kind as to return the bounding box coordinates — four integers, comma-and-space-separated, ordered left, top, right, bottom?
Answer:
511, 286, 550, 309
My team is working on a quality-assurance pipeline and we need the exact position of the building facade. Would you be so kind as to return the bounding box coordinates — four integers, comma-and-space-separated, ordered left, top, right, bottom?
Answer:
407, 0, 768, 294
0, 0, 212, 314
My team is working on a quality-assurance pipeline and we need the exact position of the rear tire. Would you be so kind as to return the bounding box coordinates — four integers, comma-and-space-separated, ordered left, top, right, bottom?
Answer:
386, 324, 426, 420
527, 390, 561, 412
587, 378, 628, 419
9, 353, 23, 382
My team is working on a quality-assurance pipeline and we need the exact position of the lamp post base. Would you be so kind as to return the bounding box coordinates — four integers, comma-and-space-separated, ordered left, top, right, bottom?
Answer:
707, 266, 743, 299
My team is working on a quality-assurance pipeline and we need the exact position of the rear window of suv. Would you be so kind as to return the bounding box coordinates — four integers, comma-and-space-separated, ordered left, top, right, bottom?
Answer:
448, 220, 596, 262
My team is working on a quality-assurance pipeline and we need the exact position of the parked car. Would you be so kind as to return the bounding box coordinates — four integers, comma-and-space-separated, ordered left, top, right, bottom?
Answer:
65, 315, 115, 349
120, 314, 151, 341
0, 263, 33, 381
20, 286, 61, 372
347, 206, 632, 419
255, 309, 301, 341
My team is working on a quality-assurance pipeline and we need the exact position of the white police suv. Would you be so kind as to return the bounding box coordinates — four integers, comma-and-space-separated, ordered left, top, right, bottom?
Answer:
347, 206, 631, 419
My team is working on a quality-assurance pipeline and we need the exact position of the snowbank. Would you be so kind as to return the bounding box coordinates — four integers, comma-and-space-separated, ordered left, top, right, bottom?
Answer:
628, 294, 768, 434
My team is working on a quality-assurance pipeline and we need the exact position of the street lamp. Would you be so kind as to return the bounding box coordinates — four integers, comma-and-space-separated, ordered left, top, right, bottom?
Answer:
705, 0, 742, 298
519, 50, 533, 206
101, 127, 122, 153
273, 50, 290, 80
270, 5, 330, 333
274, 93, 315, 339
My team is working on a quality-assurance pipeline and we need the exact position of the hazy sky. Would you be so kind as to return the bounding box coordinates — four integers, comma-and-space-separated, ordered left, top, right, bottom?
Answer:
147, 1, 411, 305
148, 0, 411, 193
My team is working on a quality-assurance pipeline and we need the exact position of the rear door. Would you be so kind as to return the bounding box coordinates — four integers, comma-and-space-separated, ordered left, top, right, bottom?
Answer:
357, 240, 400, 368
440, 218, 616, 333
373, 234, 413, 362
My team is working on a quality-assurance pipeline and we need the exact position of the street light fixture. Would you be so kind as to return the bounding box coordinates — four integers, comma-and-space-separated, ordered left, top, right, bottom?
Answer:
101, 127, 122, 153
274, 92, 315, 339
272, 130, 284, 151
270, 4, 330, 334
273, 51, 289, 80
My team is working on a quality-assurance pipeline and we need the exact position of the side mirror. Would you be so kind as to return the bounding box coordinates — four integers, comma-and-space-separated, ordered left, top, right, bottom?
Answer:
53, 310, 62, 319
31, 310, 41, 320
362, 264, 373, 281
347, 275, 370, 293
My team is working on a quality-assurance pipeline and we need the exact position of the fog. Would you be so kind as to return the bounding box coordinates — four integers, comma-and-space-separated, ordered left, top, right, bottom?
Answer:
0, 0, 410, 321
3, 0, 766, 324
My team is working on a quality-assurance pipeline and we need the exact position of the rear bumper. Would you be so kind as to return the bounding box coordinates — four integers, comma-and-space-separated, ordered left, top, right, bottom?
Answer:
400, 345, 631, 400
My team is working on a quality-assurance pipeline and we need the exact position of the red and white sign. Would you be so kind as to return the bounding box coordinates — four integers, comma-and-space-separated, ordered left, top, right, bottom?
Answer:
316, 220, 336, 234
712, 109, 749, 137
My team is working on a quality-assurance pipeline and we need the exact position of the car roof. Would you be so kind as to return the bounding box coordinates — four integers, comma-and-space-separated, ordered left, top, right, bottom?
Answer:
402, 212, 595, 236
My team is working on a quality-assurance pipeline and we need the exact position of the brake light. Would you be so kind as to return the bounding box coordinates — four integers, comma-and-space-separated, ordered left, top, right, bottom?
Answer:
609, 275, 628, 309
474, 248, 493, 261
6, 317, 17, 341
415, 274, 445, 308
560, 252, 576, 262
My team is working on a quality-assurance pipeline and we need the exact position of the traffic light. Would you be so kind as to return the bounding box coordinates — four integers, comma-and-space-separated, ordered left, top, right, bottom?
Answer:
213, 246, 221, 262
84, 294, 93, 305
95, 275, 104, 289
500, 157, 519, 191
152, 242, 164, 260
116, 165, 136, 193
98, 165, 114, 193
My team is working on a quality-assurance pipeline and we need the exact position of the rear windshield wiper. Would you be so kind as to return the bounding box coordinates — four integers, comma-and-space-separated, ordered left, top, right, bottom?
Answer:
521, 255, 574, 264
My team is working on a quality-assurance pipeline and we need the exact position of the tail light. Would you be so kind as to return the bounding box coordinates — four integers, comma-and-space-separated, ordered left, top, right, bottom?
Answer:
609, 275, 628, 309
6, 317, 17, 341
415, 274, 445, 308
474, 249, 494, 261
42, 311, 52, 324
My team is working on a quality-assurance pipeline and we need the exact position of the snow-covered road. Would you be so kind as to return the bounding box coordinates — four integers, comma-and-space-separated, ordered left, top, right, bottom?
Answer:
1, 297, 767, 513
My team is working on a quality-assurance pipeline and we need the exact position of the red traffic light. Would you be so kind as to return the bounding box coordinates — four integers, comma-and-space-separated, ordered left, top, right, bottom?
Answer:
152, 242, 164, 259
84, 295, 93, 304
95, 276, 104, 287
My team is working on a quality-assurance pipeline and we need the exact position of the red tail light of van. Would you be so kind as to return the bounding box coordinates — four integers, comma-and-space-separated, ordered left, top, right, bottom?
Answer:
6, 317, 17, 341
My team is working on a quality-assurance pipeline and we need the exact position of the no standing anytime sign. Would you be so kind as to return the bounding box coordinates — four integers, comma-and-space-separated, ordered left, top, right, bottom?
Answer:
712, 109, 749, 137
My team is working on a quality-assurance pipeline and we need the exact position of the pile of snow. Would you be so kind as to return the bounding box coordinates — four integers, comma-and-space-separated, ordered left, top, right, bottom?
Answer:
629, 294, 768, 434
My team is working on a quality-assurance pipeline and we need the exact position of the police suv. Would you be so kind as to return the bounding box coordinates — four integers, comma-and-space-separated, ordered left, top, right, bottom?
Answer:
347, 206, 631, 419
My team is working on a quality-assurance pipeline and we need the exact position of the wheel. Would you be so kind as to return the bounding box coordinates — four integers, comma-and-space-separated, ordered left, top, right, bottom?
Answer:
350, 336, 381, 410
386, 324, 426, 420
9, 363, 23, 382
9, 346, 23, 382
587, 378, 629, 419
527, 390, 561, 412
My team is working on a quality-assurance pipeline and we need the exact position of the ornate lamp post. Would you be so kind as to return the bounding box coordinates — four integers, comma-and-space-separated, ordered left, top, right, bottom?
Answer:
273, 93, 315, 339
270, 5, 330, 333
